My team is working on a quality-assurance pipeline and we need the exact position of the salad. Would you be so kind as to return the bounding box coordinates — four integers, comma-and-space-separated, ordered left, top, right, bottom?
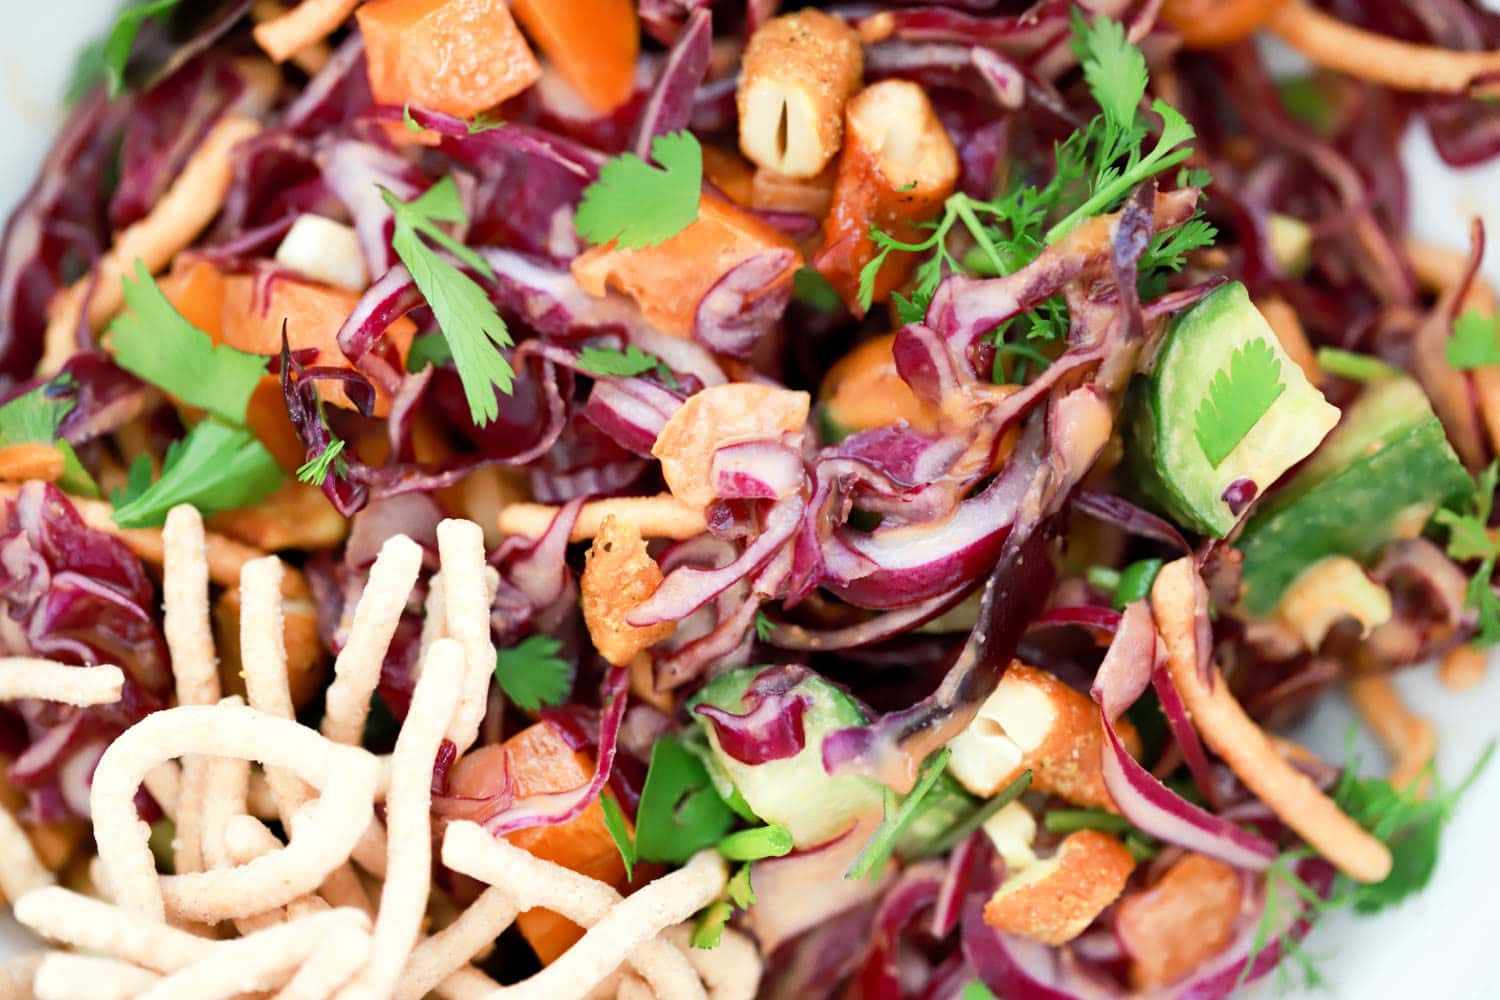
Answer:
1, 0, 1499, 997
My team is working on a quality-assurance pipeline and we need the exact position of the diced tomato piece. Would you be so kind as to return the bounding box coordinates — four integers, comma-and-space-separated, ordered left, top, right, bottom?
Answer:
571, 195, 802, 337
446, 724, 630, 964
357, 0, 541, 120
512, 0, 638, 114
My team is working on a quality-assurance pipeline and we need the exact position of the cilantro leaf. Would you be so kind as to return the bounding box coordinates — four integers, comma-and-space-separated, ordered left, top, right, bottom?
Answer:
111, 419, 283, 528
1193, 338, 1287, 467
962, 984, 999, 1000
296, 437, 346, 487
1140, 217, 1217, 275
753, 610, 774, 642
0, 376, 99, 497
575, 131, 703, 249
466, 111, 505, 135
846, 748, 952, 880
100, 0, 180, 96
716, 824, 792, 862
1071, 7, 1147, 162
1446, 309, 1500, 370
405, 332, 454, 372
493, 634, 570, 712
1436, 464, 1500, 646
382, 178, 514, 426
726, 863, 755, 908
635, 736, 736, 864
792, 268, 841, 311
109, 261, 267, 425
599, 793, 636, 881
578, 345, 662, 378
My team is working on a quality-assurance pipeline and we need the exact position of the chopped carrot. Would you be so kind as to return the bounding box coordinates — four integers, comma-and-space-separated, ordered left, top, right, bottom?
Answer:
356, 0, 541, 119
157, 259, 228, 337
1161, 0, 1289, 49
571, 195, 802, 336
220, 271, 417, 416
819, 333, 941, 437
701, 145, 756, 207
445, 724, 631, 963
511, 0, 638, 114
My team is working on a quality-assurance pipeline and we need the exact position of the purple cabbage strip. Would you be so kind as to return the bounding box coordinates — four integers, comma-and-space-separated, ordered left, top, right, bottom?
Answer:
630, 7, 713, 158
693, 249, 797, 358
694, 665, 814, 765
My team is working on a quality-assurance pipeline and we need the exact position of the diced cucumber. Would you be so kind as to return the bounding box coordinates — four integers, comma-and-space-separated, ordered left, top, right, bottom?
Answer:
688, 666, 884, 848
1237, 377, 1472, 614
1126, 282, 1341, 537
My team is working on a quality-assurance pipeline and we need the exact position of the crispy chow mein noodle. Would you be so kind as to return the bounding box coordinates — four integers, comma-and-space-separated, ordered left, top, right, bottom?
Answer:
4, 0, 1500, 997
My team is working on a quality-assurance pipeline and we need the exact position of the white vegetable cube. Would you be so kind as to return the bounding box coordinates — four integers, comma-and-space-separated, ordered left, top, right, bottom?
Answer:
947, 670, 1058, 798
274, 214, 369, 291
982, 800, 1039, 873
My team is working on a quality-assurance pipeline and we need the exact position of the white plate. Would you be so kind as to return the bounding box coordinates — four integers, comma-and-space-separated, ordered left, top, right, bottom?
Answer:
2, 5, 1499, 997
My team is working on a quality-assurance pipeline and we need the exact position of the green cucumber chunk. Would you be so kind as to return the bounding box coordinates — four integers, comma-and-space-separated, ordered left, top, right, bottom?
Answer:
1237, 377, 1471, 614
1126, 282, 1341, 537
688, 666, 884, 849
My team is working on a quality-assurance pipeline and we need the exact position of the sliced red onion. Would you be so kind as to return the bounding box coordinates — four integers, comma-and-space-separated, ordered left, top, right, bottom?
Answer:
1034, 604, 1123, 637
962, 898, 1124, 1000
929, 830, 986, 939
692, 249, 797, 358
282, 33, 369, 132
1151, 662, 1221, 809
584, 376, 683, 456
481, 665, 628, 834
1091, 602, 1277, 870
630, 7, 713, 158
766, 585, 969, 651
652, 582, 759, 689
711, 441, 805, 500
858, 860, 946, 1000
500, 498, 585, 611
627, 496, 803, 626
1070, 491, 1190, 554
344, 493, 443, 569
747, 813, 888, 955
829, 418, 1043, 610
318, 140, 425, 277
694, 666, 813, 765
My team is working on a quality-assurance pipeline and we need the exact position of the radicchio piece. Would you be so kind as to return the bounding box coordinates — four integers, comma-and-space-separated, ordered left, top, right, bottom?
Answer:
693, 248, 798, 358
0, 484, 169, 817
693, 664, 813, 765
630, 7, 713, 158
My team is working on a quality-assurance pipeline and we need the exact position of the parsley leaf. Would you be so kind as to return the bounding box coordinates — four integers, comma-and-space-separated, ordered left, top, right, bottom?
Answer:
846, 748, 952, 880
466, 111, 505, 135
599, 793, 636, 881
111, 419, 283, 528
1193, 338, 1286, 467
0, 376, 100, 497
382, 178, 514, 426
635, 736, 736, 864
575, 131, 703, 249
109, 261, 268, 425
296, 437, 346, 487
493, 635, 571, 712
1445, 308, 1500, 370
578, 345, 662, 378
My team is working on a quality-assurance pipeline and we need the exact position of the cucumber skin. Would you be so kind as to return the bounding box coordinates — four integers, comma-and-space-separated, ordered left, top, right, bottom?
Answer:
689, 667, 884, 849
1237, 414, 1470, 615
